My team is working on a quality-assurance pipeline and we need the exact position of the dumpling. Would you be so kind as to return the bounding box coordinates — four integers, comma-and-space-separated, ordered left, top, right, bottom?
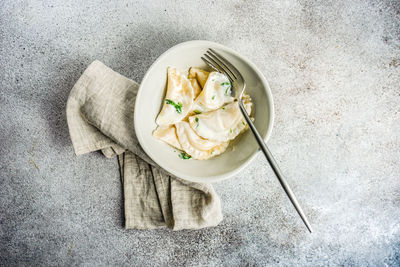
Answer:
191, 72, 234, 113
175, 121, 229, 160
188, 95, 253, 142
188, 67, 209, 88
153, 65, 254, 161
153, 125, 182, 150
156, 67, 194, 126
188, 67, 209, 100
188, 78, 202, 99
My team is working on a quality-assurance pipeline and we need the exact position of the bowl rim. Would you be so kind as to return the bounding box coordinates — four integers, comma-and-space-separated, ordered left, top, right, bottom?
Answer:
134, 40, 274, 183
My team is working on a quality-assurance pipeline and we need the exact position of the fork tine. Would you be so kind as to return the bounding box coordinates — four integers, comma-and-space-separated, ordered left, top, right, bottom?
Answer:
201, 56, 220, 72
207, 50, 237, 80
208, 48, 243, 80
204, 54, 235, 82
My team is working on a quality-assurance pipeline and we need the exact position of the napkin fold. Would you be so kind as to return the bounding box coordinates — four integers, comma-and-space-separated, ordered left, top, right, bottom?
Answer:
66, 60, 223, 230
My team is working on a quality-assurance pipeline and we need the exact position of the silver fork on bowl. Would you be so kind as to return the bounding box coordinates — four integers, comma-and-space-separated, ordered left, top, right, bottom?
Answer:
202, 48, 313, 233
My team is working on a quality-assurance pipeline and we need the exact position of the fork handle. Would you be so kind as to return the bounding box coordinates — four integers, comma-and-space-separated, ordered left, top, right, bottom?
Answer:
239, 101, 313, 233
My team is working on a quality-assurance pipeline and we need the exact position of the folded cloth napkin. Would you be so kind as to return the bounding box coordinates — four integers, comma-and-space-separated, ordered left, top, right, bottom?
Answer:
66, 60, 223, 230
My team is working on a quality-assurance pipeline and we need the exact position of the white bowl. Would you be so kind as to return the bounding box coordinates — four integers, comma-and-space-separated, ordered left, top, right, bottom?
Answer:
134, 40, 274, 183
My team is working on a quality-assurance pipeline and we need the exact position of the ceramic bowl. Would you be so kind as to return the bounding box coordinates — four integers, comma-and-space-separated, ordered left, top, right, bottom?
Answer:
134, 40, 274, 183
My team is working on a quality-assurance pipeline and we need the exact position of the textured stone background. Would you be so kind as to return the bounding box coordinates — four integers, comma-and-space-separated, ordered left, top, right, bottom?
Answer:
1, 0, 399, 265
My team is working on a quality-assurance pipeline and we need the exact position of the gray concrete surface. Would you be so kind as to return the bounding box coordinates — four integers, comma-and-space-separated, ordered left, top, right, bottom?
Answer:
1, 0, 399, 265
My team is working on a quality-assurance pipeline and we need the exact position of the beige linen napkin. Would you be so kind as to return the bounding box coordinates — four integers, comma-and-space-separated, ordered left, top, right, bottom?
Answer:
66, 60, 223, 230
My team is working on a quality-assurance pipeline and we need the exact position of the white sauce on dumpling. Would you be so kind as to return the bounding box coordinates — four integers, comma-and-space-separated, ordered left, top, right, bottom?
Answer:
175, 121, 229, 160
156, 68, 194, 126
191, 72, 234, 113
188, 97, 252, 142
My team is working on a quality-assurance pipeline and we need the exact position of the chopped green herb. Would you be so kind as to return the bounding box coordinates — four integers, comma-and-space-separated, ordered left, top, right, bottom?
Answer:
179, 152, 191, 160
221, 82, 231, 96
195, 117, 199, 128
230, 128, 233, 133
242, 121, 246, 126
211, 95, 216, 100
210, 150, 215, 155
165, 99, 182, 114
222, 107, 225, 110
193, 110, 202, 114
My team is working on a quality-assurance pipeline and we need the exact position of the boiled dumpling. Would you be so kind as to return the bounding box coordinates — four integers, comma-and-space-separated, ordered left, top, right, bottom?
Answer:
188, 78, 202, 99
156, 67, 194, 126
188, 96, 252, 142
153, 125, 182, 150
188, 67, 209, 100
188, 67, 209, 88
154, 66, 254, 161
175, 121, 229, 160
192, 72, 234, 113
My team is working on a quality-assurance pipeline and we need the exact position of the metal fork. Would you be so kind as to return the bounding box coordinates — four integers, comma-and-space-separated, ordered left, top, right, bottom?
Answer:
202, 48, 313, 233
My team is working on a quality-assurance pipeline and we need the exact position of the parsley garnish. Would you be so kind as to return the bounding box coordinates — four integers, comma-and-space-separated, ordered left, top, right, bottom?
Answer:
230, 128, 233, 133
165, 99, 182, 114
195, 117, 199, 128
193, 110, 202, 114
222, 107, 225, 110
211, 95, 216, 100
242, 121, 246, 126
179, 152, 191, 159
221, 82, 231, 96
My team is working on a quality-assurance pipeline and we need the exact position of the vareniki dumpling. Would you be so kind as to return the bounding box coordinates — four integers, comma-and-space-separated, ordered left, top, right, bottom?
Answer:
188, 67, 209, 88
153, 67, 254, 161
188, 67, 209, 99
188, 77, 202, 99
191, 72, 234, 113
188, 95, 252, 142
175, 121, 229, 160
156, 67, 194, 126
152, 125, 182, 150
